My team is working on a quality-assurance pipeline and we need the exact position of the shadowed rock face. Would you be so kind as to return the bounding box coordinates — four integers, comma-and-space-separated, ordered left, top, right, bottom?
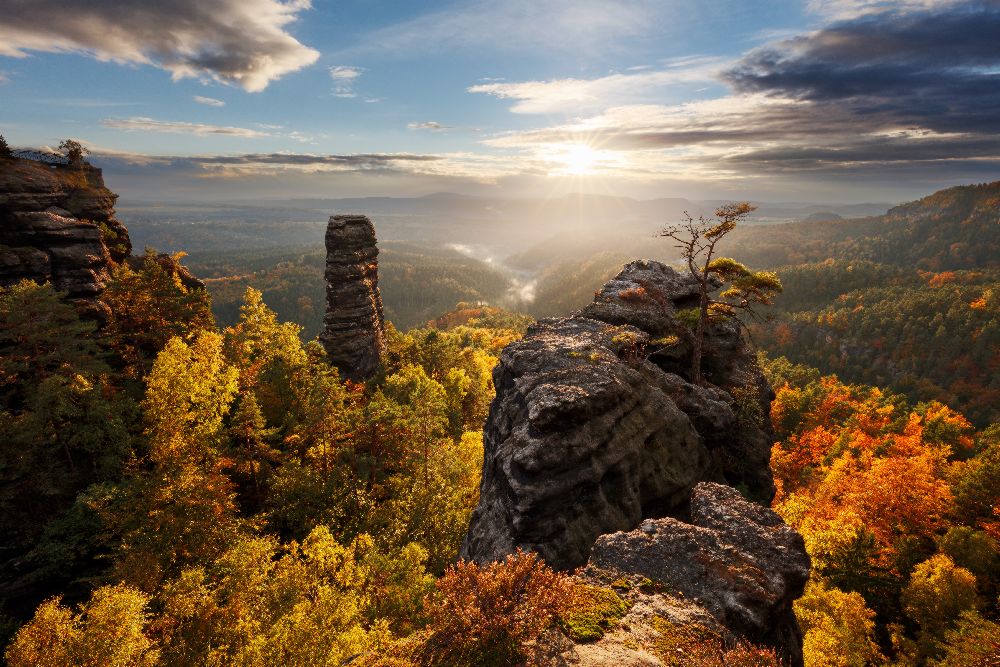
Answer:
0, 158, 131, 317
587, 483, 809, 666
461, 260, 777, 571
319, 214, 386, 382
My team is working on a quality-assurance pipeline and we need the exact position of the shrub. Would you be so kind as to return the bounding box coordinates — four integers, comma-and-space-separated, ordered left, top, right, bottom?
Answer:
420, 550, 574, 666
618, 286, 647, 302
559, 584, 629, 642
651, 617, 781, 667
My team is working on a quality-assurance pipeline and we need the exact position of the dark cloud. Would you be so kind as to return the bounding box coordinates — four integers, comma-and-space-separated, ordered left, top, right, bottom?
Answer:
726, 2, 1000, 134
0, 0, 318, 92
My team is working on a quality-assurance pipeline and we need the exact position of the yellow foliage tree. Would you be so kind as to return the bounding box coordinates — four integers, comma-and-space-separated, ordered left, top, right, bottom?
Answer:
6, 585, 156, 667
795, 578, 884, 667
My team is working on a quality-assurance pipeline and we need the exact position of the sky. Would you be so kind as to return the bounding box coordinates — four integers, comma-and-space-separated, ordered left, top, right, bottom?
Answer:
1, 0, 999, 203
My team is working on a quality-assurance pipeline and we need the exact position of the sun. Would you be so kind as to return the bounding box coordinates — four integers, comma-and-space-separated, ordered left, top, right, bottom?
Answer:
546, 142, 606, 175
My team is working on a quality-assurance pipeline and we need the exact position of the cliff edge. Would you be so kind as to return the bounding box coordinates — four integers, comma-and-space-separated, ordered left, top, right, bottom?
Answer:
0, 156, 131, 317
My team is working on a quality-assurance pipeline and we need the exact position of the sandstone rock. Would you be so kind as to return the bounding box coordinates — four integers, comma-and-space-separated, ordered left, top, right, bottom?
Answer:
0, 157, 131, 313
319, 214, 386, 382
585, 483, 809, 666
462, 260, 777, 572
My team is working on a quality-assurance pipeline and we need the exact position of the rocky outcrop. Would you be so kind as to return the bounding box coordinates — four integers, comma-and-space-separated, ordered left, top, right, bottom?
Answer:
319, 214, 386, 382
0, 157, 131, 316
583, 483, 809, 664
462, 260, 777, 572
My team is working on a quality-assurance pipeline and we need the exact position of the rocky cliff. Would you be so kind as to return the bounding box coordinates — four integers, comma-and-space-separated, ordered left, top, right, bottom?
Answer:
319, 214, 386, 382
0, 157, 131, 317
462, 260, 777, 571
462, 259, 807, 663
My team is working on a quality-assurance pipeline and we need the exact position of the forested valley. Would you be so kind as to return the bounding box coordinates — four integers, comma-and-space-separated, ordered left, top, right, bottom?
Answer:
0, 174, 997, 665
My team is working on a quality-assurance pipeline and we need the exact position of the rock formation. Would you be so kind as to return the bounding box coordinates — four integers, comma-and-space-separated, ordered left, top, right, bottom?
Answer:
462, 260, 777, 571
0, 156, 131, 317
584, 483, 808, 664
319, 214, 386, 382
462, 259, 808, 661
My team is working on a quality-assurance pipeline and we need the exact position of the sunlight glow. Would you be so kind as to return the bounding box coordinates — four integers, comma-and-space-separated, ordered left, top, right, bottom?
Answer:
543, 142, 618, 175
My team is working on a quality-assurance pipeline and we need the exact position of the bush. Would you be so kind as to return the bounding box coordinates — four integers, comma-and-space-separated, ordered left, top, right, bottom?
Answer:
420, 550, 574, 666
559, 584, 629, 642
651, 617, 781, 667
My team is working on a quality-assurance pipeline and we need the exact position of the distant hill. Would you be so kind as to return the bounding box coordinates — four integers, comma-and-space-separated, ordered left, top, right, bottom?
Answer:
724, 180, 1000, 271
802, 211, 842, 222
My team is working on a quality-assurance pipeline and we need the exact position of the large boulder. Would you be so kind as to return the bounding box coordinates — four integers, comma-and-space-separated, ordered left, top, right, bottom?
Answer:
461, 260, 777, 572
586, 483, 810, 665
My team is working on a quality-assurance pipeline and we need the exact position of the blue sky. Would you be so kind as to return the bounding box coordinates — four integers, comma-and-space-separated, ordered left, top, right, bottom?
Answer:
2, 0, 998, 202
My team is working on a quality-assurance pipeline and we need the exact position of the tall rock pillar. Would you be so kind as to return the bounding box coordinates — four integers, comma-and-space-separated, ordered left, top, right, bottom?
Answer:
319, 214, 386, 382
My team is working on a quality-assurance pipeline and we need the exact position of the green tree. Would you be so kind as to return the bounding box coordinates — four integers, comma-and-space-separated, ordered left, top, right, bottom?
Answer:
222, 287, 307, 423
58, 139, 86, 166
660, 203, 782, 383
0, 281, 132, 555
142, 331, 238, 464
0, 134, 11, 158
902, 554, 979, 656
102, 249, 214, 379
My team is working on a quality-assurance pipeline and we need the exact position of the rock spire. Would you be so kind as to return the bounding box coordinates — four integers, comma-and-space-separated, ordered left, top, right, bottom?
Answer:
319, 214, 386, 382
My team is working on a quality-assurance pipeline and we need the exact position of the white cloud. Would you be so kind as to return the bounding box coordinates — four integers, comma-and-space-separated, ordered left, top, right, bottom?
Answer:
194, 95, 225, 107
102, 116, 270, 137
807, 0, 964, 19
0, 0, 319, 92
468, 58, 726, 114
0, 71, 8, 84
329, 65, 362, 98
408, 121, 451, 132
340, 0, 665, 57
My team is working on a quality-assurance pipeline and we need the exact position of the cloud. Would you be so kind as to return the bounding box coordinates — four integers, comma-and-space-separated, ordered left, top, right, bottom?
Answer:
408, 121, 452, 132
329, 65, 362, 98
194, 95, 226, 107
102, 117, 270, 137
807, 0, 966, 19
0, 0, 319, 92
470, 1, 1000, 188
339, 0, 664, 57
0, 71, 8, 84
90, 149, 539, 185
469, 57, 725, 114
725, 2, 1000, 135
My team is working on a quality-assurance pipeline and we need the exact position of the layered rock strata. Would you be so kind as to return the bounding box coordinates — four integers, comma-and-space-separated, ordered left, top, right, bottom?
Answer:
319, 214, 386, 382
0, 157, 131, 316
462, 260, 778, 572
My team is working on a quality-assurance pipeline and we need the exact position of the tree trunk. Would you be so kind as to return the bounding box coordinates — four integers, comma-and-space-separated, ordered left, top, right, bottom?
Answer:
692, 281, 709, 384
